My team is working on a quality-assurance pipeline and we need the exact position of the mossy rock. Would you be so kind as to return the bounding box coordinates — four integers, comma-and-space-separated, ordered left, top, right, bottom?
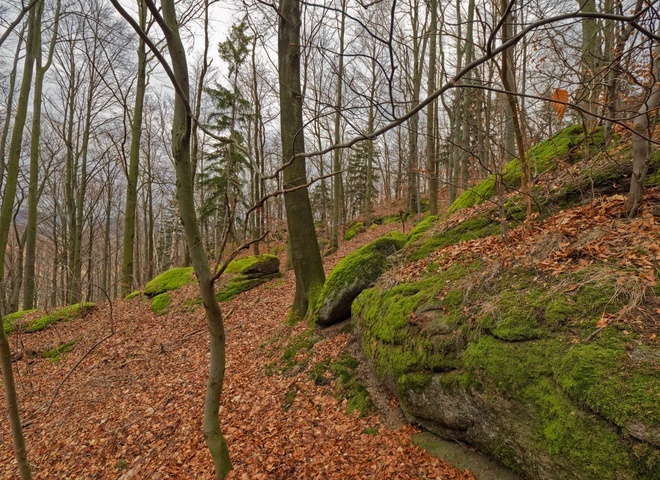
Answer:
2, 309, 37, 334
151, 293, 172, 315
144, 267, 194, 296
313, 232, 407, 326
26, 303, 95, 333
344, 221, 365, 241
225, 254, 280, 276
448, 125, 601, 214
216, 274, 280, 302
354, 259, 660, 479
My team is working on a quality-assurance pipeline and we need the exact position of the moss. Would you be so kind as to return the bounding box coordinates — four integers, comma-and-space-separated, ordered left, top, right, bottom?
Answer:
312, 232, 406, 324
409, 215, 500, 261
487, 290, 547, 341
224, 254, 279, 275
330, 354, 375, 417
2, 309, 37, 334
282, 383, 298, 411
43, 340, 77, 362
216, 275, 275, 302
398, 372, 433, 393
144, 267, 194, 296
363, 427, 379, 435
26, 303, 95, 333
124, 290, 142, 300
463, 336, 633, 479
553, 331, 660, 430
344, 221, 365, 240
352, 266, 473, 378
448, 125, 594, 214
407, 215, 438, 244
151, 293, 172, 315
280, 330, 318, 372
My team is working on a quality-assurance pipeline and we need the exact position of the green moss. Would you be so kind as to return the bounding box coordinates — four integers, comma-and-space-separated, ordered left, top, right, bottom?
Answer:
409, 215, 500, 261
215, 274, 278, 302
398, 372, 433, 393
407, 215, 438, 244
463, 336, 633, 479
312, 232, 406, 324
26, 303, 95, 333
280, 330, 318, 372
363, 427, 379, 435
487, 290, 547, 341
43, 340, 77, 362
330, 354, 374, 417
224, 254, 279, 275
449, 125, 594, 214
344, 221, 365, 240
2, 309, 37, 334
469, 331, 660, 480
124, 290, 142, 300
151, 293, 172, 314
553, 331, 660, 429
282, 384, 298, 411
144, 267, 194, 296
352, 266, 472, 378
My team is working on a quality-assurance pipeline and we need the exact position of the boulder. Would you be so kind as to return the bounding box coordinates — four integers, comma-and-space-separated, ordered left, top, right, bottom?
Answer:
314, 232, 406, 326
225, 254, 280, 276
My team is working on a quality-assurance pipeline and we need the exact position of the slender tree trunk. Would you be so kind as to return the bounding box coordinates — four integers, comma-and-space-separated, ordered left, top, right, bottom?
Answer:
0, 4, 39, 478
426, 0, 438, 216
0, 24, 25, 196
499, 0, 531, 220
153, 1, 232, 477
121, 0, 147, 297
627, 23, 660, 216
278, 0, 325, 317
24, 0, 60, 310
329, 0, 346, 253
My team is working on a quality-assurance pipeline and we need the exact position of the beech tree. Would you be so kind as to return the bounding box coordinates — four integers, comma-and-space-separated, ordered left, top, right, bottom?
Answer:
0, 2, 38, 477
278, 0, 326, 318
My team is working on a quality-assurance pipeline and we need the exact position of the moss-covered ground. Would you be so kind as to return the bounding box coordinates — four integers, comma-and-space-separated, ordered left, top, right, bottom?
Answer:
224, 254, 279, 275
43, 340, 78, 362
407, 214, 502, 261
448, 125, 604, 214
2, 309, 37, 333
344, 221, 365, 240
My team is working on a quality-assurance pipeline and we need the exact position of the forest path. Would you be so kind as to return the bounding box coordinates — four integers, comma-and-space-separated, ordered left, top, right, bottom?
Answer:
0, 221, 474, 479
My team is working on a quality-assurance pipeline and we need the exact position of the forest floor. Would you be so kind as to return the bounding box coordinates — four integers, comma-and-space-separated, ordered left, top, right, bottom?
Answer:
0, 220, 475, 479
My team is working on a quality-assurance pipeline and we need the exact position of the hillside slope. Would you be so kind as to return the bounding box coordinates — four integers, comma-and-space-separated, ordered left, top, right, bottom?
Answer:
0, 224, 473, 479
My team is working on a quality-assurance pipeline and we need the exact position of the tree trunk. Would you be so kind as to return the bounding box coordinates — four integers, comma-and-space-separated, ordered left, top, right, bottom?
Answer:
0, 24, 25, 196
329, 0, 346, 253
121, 0, 147, 297
426, 0, 438, 216
155, 1, 232, 477
499, 0, 532, 221
627, 22, 660, 216
278, 0, 326, 318
24, 0, 59, 310
0, 3, 39, 478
